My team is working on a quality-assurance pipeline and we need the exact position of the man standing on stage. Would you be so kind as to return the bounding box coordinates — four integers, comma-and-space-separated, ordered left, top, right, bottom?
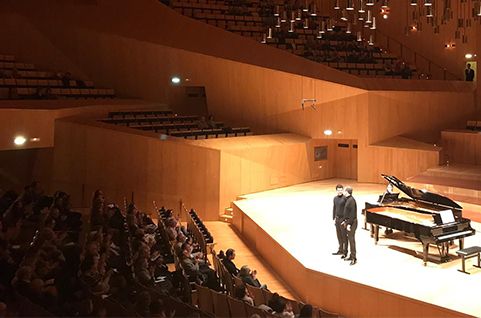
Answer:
332, 184, 347, 257
342, 186, 357, 265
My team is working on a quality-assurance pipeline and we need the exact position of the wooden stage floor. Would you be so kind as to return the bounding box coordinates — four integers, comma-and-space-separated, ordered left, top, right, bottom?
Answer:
232, 179, 481, 317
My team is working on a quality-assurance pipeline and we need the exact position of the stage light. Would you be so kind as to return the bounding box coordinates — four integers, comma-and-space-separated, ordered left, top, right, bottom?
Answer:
261, 33, 267, 43
171, 76, 181, 84
366, 10, 372, 23
357, 31, 362, 41
334, 0, 340, 10
370, 17, 377, 29
424, 0, 432, 6
410, 0, 417, 5
30, 137, 40, 142
382, 13, 389, 19
323, 129, 333, 136
465, 53, 474, 59
346, 0, 354, 11
267, 28, 272, 39
359, 0, 365, 13
14, 135, 27, 146
366, 0, 375, 6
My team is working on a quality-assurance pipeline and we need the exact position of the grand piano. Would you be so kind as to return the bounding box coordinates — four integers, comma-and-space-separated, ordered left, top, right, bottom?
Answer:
364, 174, 475, 265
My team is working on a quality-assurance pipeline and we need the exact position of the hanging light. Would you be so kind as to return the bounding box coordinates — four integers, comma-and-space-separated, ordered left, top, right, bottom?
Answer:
410, 0, 418, 6
426, 5, 433, 17
275, 17, 281, 28
359, 0, 365, 13
281, 11, 287, 22
370, 16, 376, 29
347, 0, 354, 10
291, 11, 296, 22
366, 0, 375, 6
296, 9, 302, 20
267, 27, 272, 39
320, 20, 326, 33
341, 9, 348, 21
289, 21, 294, 32
304, 18, 309, 29
366, 10, 372, 23
381, 0, 389, 8
317, 29, 323, 38
303, 0, 309, 12
346, 23, 352, 33
311, 4, 317, 16
327, 19, 334, 31
274, 5, 280, 16
334, 0, 341, 10
477, 4, 481, 16
357, 31, 362, 41
261, 33, 267, 43
424, 0, 432, 6
368, 34, 374, 45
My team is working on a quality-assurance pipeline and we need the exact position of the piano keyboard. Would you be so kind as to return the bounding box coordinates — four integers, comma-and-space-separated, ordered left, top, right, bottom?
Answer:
436, 230, 474, 241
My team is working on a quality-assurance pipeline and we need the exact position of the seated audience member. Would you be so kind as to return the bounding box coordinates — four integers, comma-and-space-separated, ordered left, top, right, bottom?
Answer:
268, 293, 283, 313
80, 256, 112, 295
238, 265, 266, 289
181, 243, 219, 290
134, 291, 151, 317
299, 304, 313, 318
234, 284, 254, 306
90, 190, 105, 226
165, 217, 180, 241
196, 116, 210, 130
11, 266, 34, 296
207, 114, 217, 129
272, 297, 295, 318
222, 248, 239, 276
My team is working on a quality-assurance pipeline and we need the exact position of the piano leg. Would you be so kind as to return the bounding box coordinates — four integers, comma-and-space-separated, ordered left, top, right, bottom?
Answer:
422, 242, 429, 266
374, 225, 379, 244
459, 238, 464, 250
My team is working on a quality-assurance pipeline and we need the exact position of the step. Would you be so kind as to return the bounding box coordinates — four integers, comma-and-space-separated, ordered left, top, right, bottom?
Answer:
224, 207, 233, 216
219, 214, 233, 223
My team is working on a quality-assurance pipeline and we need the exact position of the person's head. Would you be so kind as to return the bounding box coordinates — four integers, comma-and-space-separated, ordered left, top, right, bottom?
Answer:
344, 186, 353, 197
299, 304, 313, 318
335, 184, 344, 196
226, 248, 236, 260
234, 284, 247, 300
467, 63, 471, 69
181, 242, 193, 256
239, 265, 251, 277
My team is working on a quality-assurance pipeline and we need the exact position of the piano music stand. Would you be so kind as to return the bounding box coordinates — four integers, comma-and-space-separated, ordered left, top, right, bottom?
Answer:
456, 246, 481, 274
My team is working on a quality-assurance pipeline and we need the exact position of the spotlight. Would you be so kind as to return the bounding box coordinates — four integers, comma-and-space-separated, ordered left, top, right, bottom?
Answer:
14, 135, 27, 146
465, 53, 474, 59
171, 76, 181, 84
323, 129, 333, 136
382, 13, 389, 19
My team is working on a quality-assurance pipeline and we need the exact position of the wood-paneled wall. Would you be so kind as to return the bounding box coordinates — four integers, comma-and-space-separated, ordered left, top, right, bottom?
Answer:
442, 130, 481, 165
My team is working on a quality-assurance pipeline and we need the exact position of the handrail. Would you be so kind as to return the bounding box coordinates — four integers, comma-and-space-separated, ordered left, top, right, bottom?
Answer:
374, 28, 461, 81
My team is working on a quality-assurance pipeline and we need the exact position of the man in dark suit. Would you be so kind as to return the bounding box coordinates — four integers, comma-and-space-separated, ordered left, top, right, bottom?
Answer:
222, 248, 239, 276
332, 184, 347, 257
342, 186, 358, 265
465, 63, 475, 82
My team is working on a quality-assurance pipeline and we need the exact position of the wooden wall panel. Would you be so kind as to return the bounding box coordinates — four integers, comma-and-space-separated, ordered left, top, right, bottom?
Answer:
441, 130, 481, 165
52, 119, 222, 220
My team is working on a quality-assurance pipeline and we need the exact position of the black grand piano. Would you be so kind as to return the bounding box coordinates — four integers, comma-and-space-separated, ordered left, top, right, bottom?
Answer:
364, 174, 475, 265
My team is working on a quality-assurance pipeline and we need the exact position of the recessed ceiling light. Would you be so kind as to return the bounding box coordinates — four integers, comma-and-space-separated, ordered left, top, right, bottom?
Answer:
171, 76, 181, 84
14, 136, 27, 146
323, 129, 333, 136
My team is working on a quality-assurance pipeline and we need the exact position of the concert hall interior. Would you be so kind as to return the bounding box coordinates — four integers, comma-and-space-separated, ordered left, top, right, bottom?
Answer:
0, 0, 480, 317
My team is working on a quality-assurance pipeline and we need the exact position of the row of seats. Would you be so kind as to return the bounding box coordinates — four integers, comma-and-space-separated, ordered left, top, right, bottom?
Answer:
0, 54, 15, 62
170, 127, 252, 139
466, 120, 481, 131
0, 62, 35, 70
167, 0, 417, 79
102, 110, 252, 139
2, 87, 115, 99
0, 53, 116, 100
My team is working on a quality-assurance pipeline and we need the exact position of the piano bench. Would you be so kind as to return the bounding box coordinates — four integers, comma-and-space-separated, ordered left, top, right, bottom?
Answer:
456, 246, 481, 274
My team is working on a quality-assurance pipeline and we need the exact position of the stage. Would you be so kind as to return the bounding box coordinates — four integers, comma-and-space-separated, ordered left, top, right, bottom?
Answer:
232, 179, 481, 317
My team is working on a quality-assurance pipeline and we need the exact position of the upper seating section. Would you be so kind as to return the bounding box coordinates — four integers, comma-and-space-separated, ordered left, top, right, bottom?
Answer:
0, 53, 115, 100
100, 110, 253, 139
167, 0, 418, 79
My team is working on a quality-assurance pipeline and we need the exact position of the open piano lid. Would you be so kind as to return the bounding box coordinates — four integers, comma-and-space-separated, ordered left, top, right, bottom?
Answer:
381, 174, 462, 210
